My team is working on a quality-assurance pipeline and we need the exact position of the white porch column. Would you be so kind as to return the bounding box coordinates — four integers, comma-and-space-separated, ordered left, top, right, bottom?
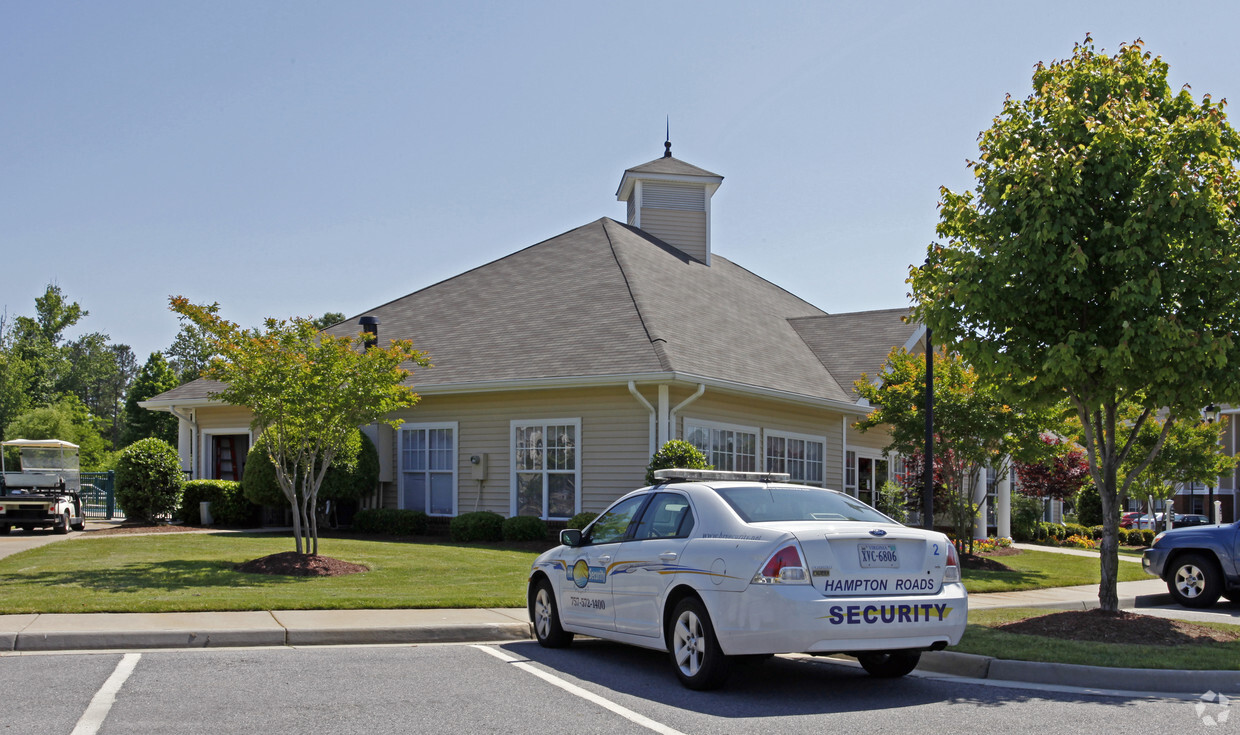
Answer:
997, 464, 1012, 539
177, 418, 192, 473
971, 469, 988, 540
657, 385, 670, 449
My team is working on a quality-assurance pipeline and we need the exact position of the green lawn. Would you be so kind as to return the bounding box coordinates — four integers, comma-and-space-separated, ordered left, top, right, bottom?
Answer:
954, 608, 1240, 670
0, 534, 540, 614
962, 549, 1149, 593
0, 535, 1149, 615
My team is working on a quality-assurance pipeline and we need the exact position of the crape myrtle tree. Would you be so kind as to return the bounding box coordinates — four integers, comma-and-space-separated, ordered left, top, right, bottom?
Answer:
1012, 436, 1091, 509
910, 37, 1240, 611
1114, 403, 1237, 524
855, 347, 1056, 552
170, 297, 430, 556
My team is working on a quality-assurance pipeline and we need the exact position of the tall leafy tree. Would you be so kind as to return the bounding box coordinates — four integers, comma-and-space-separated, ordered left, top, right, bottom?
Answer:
911, 37, 1240, 610
13, 284, 86, 405
1116, 405, 1237, 520
170, 296, 430, 556
5, 394, 112, 470
855, 347, 1057, 550
1013, 437, 1091, 503
0, 310, 33, 441
121, 352, 181, 447
165, 305, 220, 384
61, 334, 136, 447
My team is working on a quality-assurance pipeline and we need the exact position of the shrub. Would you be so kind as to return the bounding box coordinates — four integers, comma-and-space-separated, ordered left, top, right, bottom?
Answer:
503, 515, 548, 542
874, 481, 909, 523
242, 428, 378, 507
1062, 522, 1089, 539
1061, 534, 1098, 550
178, 480, 261, 527
450, 511, 504, 542
1075, 484, 1102, 526
115, 438, 184, 523
1010, 494, 1045, 542
1088, 525, 1104, 540
352, 508, 429, 536
645, 439, 710, 485
1132, 529, 1155, 547
567, 512, 597, 530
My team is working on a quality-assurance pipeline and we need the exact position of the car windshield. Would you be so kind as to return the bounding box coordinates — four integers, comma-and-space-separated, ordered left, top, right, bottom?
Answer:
714, 485, 895, 524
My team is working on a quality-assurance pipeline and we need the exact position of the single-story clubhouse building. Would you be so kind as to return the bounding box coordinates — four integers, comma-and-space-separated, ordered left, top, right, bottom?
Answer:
144, 145, 1027, 531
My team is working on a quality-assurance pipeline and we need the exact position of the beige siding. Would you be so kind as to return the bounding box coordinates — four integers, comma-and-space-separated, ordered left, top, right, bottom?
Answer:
388, 387, 653, 517
639, 208, 708, 262
195, 406, 252, 430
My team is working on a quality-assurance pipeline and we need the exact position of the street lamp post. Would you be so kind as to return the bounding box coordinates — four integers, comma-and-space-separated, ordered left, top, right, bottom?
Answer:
923, 326, 934, 531
1204, 404, 1220, 522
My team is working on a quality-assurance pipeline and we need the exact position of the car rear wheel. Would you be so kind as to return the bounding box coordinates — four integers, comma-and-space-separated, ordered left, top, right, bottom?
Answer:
530, 578, 573, 648
55, 510, 70, 535
668, 597, 730, 690
857, 650, 921, 678
1167, 553, 1222, 608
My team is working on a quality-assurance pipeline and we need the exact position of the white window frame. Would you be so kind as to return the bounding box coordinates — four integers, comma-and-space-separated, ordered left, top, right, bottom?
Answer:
684, 418, 760, 473
399, 422, 458, 517
764, 429, 827, 486
199, 427, 252, 481
845, 450, 858, 492
511, 418, 581, 520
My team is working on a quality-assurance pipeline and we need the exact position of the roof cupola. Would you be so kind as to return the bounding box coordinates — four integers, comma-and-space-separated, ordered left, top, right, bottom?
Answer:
616, 141, 723, 264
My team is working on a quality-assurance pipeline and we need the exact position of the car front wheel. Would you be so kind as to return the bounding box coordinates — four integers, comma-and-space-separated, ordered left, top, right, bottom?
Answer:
857, 650, 921, 678
530, 578, 573, 648
668, 597, 730, 690
1167, 553, 1222, 608
55, 511, 70, 535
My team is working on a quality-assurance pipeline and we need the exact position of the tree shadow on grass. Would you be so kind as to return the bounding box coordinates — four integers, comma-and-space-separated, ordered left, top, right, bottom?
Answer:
0, 559, 317, 594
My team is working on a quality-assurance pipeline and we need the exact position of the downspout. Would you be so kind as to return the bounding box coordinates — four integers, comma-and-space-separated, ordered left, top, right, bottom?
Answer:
169, 407, 199, 479
669, 384, 706, 443
628, 382, 657, 458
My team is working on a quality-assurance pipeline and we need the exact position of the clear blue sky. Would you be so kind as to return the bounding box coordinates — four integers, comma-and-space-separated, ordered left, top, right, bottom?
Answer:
4, 2, 1239, 362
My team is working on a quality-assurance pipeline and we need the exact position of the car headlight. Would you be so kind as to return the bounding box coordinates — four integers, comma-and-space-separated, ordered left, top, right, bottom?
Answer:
1151, 532, 1165, 546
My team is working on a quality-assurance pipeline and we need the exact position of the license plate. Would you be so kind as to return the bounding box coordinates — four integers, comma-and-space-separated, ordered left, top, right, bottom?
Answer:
858, 543, 899, 568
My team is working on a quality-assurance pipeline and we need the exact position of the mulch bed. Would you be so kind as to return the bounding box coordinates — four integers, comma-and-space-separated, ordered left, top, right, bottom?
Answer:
234, 551, 368, 577
89, 523, 202, 536
996, 608, 1240, 646
960, 546, 1021, 572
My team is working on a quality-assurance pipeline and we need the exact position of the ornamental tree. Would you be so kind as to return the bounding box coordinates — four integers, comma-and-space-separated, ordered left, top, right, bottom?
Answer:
170, 297, 430, 555
855, 347, 1057, 552
1013, 437, 1090, 502
910, 37, 1240, 611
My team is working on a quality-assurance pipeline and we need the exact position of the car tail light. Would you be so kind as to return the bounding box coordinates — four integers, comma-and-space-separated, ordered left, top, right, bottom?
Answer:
752, 544, 809, 585
943, 542, 960, 583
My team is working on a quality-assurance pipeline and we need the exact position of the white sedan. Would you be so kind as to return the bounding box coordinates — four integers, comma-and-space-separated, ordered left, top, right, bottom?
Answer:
527, 469, 967, 689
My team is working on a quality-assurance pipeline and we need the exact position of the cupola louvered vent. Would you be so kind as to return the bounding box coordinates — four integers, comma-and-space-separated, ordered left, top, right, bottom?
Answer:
643, 183, 706, 211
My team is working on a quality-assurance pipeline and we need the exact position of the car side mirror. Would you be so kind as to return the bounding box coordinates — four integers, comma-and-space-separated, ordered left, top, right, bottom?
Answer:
560, 529, 583, 547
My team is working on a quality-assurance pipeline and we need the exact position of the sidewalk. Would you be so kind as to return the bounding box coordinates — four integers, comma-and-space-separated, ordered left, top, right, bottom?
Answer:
2, 528, 1237, 695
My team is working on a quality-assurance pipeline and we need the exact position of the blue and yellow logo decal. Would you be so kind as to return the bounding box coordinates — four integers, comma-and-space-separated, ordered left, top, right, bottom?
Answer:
570, 559, 607, 588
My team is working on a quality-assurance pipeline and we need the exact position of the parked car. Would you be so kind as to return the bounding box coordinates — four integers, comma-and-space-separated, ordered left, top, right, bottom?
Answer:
1120, 512, 1143, 529
1133, 513, 1165, 530
1142, 521, 1240, 607
528, 469, 968, 690
1173, 514, 1212, 528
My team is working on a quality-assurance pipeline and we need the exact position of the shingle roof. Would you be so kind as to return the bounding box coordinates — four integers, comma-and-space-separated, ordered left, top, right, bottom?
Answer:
623, 156, 722, 179
790, 309, 918, 398
146, 218, 916, 407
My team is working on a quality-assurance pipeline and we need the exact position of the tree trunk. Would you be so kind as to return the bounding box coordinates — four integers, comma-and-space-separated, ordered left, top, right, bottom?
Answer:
1097, 462, 1120, 612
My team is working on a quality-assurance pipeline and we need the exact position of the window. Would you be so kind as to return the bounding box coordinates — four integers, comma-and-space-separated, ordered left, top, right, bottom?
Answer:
715, 485, 893, 524
765, 431, 825, 486
513, 419, 580, 519
685, 420, 758, 473
631, 493, 695, 540
586, 495, 645, 545
846, 450, 888, 506
400, 424, 456, 516
845, 451, 857, 491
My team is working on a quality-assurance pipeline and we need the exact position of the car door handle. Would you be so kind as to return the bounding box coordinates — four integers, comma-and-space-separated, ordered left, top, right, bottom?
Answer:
598, 555, 612, 564
659, 552, 678, 562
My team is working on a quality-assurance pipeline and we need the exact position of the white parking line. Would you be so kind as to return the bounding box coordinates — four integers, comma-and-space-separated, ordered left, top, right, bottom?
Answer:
70, 653, 141, 735
472, 645, 686, 735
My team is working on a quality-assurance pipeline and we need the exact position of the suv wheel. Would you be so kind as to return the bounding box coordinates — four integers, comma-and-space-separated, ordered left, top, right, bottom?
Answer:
1167, 553, 1222, 608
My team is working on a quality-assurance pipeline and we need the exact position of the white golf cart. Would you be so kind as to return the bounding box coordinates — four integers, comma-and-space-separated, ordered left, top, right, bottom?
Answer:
0, 439, 85, 534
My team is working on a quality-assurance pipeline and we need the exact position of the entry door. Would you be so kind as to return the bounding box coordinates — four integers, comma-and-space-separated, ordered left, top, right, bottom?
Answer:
856, 455, 888, 508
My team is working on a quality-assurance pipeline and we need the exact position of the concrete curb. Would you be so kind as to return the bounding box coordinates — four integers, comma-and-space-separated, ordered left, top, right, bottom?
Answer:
919, 650, 1240, 694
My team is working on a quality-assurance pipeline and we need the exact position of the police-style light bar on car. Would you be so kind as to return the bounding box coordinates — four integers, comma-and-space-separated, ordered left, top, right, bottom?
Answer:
653, 469, 791, 483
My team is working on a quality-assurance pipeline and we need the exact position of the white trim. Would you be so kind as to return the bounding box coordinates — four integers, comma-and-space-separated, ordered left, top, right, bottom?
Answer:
510, 418, 582, 521
398, 422, 459, 517
199, 427, 251, 481
627, 381, 657, 458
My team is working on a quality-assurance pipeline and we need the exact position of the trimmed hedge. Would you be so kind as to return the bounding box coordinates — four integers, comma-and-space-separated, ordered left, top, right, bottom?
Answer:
179, 480, 262, 527
352, 508, 429, 536
503, 515, 548, 542
450, 511, 504, 542
242, 428, 378, 507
